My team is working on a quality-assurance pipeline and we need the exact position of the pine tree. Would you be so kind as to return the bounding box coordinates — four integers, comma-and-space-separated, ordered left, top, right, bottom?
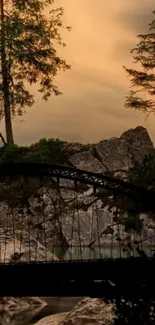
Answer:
0, 0, 71, 144
124, 10, 155, 116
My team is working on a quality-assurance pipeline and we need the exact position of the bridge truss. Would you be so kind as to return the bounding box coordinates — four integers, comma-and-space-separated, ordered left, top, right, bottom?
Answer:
0, 162, 155, 207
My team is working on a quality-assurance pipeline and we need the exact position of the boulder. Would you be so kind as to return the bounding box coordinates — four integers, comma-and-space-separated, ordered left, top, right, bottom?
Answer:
35, 312, 68, 325
0, 297, 46, 325
61, 298, 116, 325
35, 298, 116, 325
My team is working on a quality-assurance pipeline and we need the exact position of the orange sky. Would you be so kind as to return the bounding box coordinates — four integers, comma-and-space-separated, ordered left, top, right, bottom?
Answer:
2, 0, 155, 145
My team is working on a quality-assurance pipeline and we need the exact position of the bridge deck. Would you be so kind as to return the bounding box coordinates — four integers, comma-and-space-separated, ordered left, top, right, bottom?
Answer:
1, 257, 155, 296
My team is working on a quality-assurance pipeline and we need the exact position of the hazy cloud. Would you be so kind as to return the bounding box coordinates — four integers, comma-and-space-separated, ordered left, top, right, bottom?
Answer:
1, 0, 155, 145
113, 1, 155, 34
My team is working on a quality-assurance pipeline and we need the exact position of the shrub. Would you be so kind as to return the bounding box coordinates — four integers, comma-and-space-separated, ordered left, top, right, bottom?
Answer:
0, 177, 41, 205
0, 138, 67, 164
129, 153, 155, 190
0, 137, 68, 204
27, 138, 67, 163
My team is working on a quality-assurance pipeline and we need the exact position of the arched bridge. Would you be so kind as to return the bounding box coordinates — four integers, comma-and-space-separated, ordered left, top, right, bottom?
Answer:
0, 162, 155, 296
0, 162, 155, 206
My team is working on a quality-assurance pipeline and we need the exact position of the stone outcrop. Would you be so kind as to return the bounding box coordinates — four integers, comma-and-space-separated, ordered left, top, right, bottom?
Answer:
35, 298, 116, 325
68, 126, 154, 173
120, 126, 154, 163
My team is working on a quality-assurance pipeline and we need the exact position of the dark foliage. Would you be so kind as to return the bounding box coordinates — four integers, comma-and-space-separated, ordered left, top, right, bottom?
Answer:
0, 137, 68, 204
124, 10, 155, 114
128, 153, 155, 190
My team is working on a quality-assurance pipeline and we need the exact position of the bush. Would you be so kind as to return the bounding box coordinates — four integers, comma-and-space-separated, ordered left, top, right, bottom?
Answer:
27, 138, 67, 163
0, 138, 68, 204
0, 144, 21, 162
0, 138, 67, 164
0, 177, 41, 205
129, 153, 155, 190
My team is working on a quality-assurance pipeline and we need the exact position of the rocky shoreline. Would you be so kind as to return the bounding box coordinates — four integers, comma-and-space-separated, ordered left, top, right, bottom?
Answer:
0, 297, 46, 325
0, 297, 116, 325
34, 298, 116, 325
0, 295, 154, 325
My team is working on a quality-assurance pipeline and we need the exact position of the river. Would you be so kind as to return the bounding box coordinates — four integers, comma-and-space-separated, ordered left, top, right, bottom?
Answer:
30, 297, 84, 324
52, 244, 155, 260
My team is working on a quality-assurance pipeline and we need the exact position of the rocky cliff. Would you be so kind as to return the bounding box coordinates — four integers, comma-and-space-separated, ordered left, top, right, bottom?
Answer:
65, 125, 154, 173
0, 126, 154, 261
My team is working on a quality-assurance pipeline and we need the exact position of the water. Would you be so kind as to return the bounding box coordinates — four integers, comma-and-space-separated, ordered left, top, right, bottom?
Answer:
0, 297, 83, 325
53, 244, 155, 260
30, 297, 83, 324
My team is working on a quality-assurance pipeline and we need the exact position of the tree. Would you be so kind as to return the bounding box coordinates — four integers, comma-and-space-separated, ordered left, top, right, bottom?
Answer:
124, 10, 155, 115
128, 152, 155, 190
0, 0, 71, 144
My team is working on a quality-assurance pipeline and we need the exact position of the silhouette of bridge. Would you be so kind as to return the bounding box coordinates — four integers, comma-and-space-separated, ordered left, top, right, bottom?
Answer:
0, 162, 155, 296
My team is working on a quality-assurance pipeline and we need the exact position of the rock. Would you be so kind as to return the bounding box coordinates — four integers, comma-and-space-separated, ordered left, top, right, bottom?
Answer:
67, 126, 154, 172
35, 312, 68, 325
0, 297, 46, 325
61, 298, 116, 325
94, 138, 132, 171
120, 126, 154, 163
63, 141, 91, 154
61, 201, 113, 246
120, 126, 153, 147
69, 150, 105, 173
34, 298, 116, 325
0, 228, 58, 263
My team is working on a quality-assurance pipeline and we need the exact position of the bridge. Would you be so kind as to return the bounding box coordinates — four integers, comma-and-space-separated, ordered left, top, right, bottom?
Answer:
0, 162, 155, 296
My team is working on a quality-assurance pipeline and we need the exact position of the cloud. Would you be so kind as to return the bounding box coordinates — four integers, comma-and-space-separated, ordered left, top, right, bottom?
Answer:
2, 0, 155, 146
113, 40, 137, 60
117, 13, 153, 34
113, 1, 155, 34
66, 63, 127, 94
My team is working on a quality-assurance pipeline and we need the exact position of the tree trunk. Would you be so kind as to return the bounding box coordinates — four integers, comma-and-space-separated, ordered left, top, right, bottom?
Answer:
0, 132, 6, 145
0, 0, 14, 145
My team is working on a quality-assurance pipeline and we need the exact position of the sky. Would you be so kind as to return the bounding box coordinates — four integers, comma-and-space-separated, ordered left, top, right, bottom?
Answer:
2, 0, 155, 145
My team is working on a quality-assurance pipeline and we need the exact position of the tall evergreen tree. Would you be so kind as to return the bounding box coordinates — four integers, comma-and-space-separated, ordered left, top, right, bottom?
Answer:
124, 10, 155, 116
0, 0, 71, 144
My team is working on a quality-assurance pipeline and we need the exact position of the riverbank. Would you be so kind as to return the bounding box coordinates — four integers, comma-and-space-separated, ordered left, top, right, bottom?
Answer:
30, 297, 83, 324
34, 298, 116, 325
0, 297, 46, 325
0, 297, 84, 325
